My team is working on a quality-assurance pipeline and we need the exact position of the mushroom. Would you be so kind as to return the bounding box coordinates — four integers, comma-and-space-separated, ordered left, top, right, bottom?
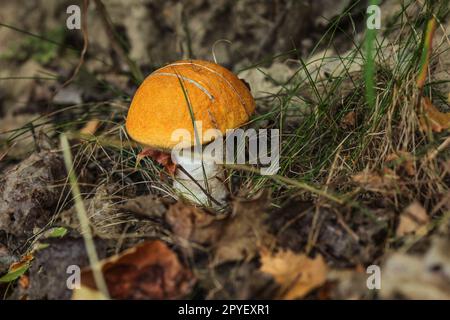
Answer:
126, 59, 255, 208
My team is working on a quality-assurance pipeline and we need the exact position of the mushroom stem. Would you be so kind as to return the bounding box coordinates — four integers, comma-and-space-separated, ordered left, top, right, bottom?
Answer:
172, 148, 228, 208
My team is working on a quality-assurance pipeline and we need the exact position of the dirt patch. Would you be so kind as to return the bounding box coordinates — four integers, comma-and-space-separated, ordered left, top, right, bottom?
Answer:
0, 150, 66, 237
16, 238, 110, 300
270, 200, 390, 267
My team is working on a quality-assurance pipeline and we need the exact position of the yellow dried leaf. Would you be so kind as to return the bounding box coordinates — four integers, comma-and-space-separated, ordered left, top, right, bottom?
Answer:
352, 168, 399, 191
386, 151, 416, 176
80, 119, 100, 135
396, 201, 429, 237
260, 249, 327, 299
419, 97, 450, 133
341, 111, 356, 128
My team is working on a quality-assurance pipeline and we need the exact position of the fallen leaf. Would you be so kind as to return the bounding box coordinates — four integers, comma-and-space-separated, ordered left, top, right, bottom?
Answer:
80, 119, 100, 135
9, 253, 33, 272
212, 192, 274, 266
326, 269, 370, 300
424, 237, 450, 281
137, 147, 177, 176
381, 237, 450, 300
419, 97, 450, 132
72, 240, 195, 300
341, 111, 356, 128
352, 168, 399, 192
165, 202, 223, 244
19, 274, 30, 289
118, 195, 167, 218
396, 201, 429, 237
386, 151, 416, 176
260, 249, 328, 299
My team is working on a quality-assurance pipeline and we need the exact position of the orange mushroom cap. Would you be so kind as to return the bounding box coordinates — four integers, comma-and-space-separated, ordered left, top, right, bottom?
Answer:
125, 59, 256, 150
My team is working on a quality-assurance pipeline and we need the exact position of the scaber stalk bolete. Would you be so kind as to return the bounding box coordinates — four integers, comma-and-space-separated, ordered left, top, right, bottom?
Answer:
126, 59, 255, 207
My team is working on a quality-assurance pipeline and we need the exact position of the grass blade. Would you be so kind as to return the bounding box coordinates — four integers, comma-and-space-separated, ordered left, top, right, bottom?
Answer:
60, 133, 110, 299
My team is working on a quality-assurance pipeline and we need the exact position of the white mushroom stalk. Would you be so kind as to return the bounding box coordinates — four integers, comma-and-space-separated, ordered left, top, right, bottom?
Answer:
172, 145, 228, 209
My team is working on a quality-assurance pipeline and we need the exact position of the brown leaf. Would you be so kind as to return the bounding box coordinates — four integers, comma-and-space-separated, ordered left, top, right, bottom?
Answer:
341, 111, 356, 128
326, 268, 371, 300
73, 240, 195, 300
165, 202, 223, 244
352, 168, 399, 192
137, 147, 177, 176
381, 237, 450, 299
396, 201, 429, 237
386, 151, 416, 176
260, 249, 328, 299
80, 119, 100, 135
212, 192, 274, 266
419, 97, 450, 133
9, 253, 34, 273
118, 195, 167, 218
19, 274, 30, 289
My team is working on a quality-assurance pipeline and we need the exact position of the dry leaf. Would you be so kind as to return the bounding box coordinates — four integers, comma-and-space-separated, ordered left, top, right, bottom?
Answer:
212, 192, 274, 266
118, 195, 167, 218
80, 119, 100, 135
352, 168, 399, 192
381, 237, 450, 300
165, 202, 223, 244
341, 111, 356, 128
326, 269, 371, 300
386, 151, 416, 176
396, 201, 429, 237
9, 253, 33, 272
260, 249, 328, 299
419, 97, 450, 133
72, 240, 195, 300
137, 147, 177, 176
18, 274, 30, 289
